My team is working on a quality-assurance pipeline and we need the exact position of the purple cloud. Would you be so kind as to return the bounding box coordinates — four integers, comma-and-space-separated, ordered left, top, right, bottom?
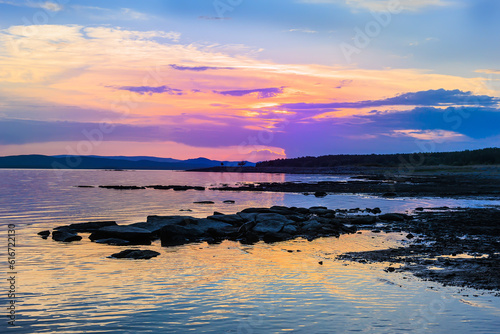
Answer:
170, 64, 234, 71
111, 85, 183, 95
281, 89, 499, 110
215, 87, 285, 99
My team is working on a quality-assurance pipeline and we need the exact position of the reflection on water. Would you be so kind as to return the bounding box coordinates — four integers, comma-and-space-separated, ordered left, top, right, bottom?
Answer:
1, 169, 500, 333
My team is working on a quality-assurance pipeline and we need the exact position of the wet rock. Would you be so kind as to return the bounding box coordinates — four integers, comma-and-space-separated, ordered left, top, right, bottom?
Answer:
109, 249, 160, 260
223, 200, 235, 204
314, 191, 327, 197
89, 225, 152, 245
193, 201, 215, 204
52, 230, 82, 242
387, 267, 395, 272
406, 233, 415, 239
76, 185, 94, 188
55, 221, 117, 233
382, 192, 397, 197
38, 230, 50, 238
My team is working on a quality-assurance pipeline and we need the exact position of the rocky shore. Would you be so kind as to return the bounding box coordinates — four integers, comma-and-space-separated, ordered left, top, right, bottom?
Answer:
40, 205, 500, 293
339, 207, 500, 294
211, 173, 500, 197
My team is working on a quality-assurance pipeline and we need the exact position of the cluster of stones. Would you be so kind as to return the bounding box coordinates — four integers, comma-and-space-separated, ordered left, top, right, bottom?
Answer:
38, 206, 412, 259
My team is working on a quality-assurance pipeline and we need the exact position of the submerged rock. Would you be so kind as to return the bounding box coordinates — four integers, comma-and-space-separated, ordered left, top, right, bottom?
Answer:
109, 249, 160, 260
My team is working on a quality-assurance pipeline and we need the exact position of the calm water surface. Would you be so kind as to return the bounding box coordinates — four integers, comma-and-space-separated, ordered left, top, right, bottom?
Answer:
1, 169, 499, 333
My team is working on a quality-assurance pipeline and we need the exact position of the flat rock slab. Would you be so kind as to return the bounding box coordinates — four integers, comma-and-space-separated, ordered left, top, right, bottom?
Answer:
55, 221, 117, 232
89, 225, 152, 245
109, 249, 160, 260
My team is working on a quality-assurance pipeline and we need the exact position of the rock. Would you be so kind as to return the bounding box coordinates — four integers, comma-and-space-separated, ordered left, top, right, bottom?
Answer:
415, 207, 424, 211
95, 238, 130, 246
406, 233, 415, 239
89, 225, 152, 245
314, 191, 327, 197
372, 207, 382, 214
240, 231, 260, 244
99, 185, 145, 190
382, 192, 397, 197
301, 219, 323, 232
207, 214, 245, 226
263, 232, 291, 243
240, 208, 273, 214
282, 224, 298, 234
193, 201, 214, 204
237, 212, 259, 222
349, 216, 377, 225
76, 185, 94, 188
252, 213, 292, 234
223, 200, 235, 204
132, 216, 197, 235
160, 225, 203, 246
109, 249, 160, 260
309, 206, 330, 215
378, 213, 410, 221
52, 230, 82, 242
38, 230, 50, 238
146, 185, 205, 191
318, 261, 323, 265
387, 267, 395, 272
55, 221, 117, 233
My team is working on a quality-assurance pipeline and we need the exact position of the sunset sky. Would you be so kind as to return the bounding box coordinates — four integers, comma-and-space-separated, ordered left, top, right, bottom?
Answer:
1, 0, 499, 161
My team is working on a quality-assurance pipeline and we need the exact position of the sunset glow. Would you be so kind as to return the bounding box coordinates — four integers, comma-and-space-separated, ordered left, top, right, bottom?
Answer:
1, 0, 499, 160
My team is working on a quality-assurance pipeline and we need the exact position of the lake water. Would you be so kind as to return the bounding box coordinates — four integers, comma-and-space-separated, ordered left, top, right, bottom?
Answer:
1, 169, 499, 333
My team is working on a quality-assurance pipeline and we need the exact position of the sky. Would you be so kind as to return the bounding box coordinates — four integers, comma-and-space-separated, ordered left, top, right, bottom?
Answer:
0, 0, 499, 162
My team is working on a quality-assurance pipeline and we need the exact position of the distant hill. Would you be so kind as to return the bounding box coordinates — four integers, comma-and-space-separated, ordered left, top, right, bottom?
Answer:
0, 155, 255, 170
257, 148, 500, 168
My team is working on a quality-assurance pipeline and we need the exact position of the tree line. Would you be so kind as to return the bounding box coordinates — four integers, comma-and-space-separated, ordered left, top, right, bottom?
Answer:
257, 148, 500, 168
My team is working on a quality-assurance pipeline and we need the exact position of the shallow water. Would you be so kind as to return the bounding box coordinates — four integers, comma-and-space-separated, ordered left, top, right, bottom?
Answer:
1, 169, 499, 333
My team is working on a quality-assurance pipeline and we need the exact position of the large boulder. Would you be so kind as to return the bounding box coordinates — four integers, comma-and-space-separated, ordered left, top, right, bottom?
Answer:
109, 249, 160, 260
89, 225, 152, 245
